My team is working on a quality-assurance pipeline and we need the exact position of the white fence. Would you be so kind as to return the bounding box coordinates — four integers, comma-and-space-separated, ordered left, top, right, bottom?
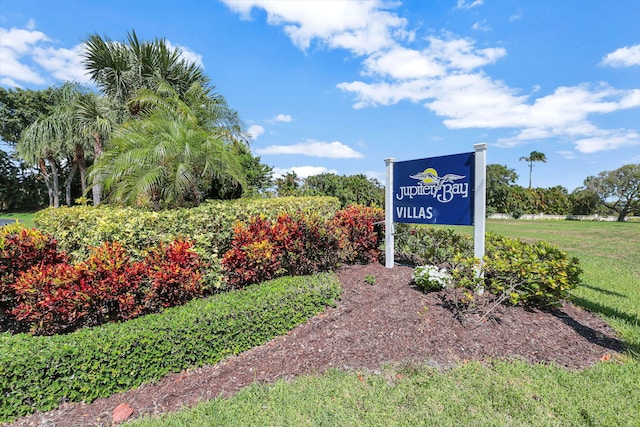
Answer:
488, 213, 638, 222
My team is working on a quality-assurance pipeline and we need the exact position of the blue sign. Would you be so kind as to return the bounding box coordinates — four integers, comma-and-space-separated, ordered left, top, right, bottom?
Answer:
393, 152, 475, 225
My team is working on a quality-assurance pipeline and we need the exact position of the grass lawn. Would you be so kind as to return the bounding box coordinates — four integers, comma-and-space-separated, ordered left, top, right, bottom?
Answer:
132, 219, 640, 426
0, 212, 36, 228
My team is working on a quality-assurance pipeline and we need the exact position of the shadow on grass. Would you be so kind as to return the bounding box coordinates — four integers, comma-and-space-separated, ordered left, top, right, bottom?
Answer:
580, 283, 627, 298
569, 295, 640, 357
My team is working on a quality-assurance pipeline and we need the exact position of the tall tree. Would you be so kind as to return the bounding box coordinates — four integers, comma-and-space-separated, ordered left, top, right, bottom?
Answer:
569, 187, 601, 215
89, 83, 246, 208
82, 30, 208, 109
16, 83, 97, 207
0, 149, 21, 210
17, 115, 65, 208
486, 164, 518, 213
585, 164, 640, 222
0, 87, 55, 147
275, 172, 301, 197
75, 92, 120, 205
519, 151, 547, 188
303, 173, 383, 207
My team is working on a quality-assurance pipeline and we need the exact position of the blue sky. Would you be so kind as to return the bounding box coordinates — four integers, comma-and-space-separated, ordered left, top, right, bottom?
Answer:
1, 0, 639, 191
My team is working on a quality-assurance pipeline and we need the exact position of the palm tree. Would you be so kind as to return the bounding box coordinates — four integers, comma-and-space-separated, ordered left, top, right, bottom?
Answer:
519, 151, 547, 188
17, 83, 93, 207
18, 115, 65, 208
75, 92, 120, 205
88, 82, 246, 209
82, 30, 209, 109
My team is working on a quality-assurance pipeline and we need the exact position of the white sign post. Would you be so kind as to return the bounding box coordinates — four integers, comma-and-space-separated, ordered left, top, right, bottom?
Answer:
473, 143, 487, 276
384, 157, 395, 268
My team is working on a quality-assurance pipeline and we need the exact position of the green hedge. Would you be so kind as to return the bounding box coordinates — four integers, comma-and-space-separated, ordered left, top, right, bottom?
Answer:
34, 197, 340, 260
34, 197, 341, 287
0, 273, 342, 422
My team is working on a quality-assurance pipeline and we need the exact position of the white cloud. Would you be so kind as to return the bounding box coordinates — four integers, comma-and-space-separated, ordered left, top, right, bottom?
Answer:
220, 0, 407, 54
509, 11, 523, 21
166, 41, 204, 68
223, 1, 640, 156
472, 20, 491, 32
257, 139, 364, 158
363, 46, 445, 80
362, 36, 506, 81
426, 37, 506, 71
365, 170, 385, 183
556, 150, 576, 159
247, 125, 265, 140
270, 113, 293, 123
601, 45, 640, 67
456, 0, 484, 10
0, 27, 50, 85
0, 24, 205, 89
0, 26, 49, 52
273, 166, 337, 179
32, 44, 90, 83
573, 129, 640, 153
0, 26, 91, 86
0, 77, 21, 87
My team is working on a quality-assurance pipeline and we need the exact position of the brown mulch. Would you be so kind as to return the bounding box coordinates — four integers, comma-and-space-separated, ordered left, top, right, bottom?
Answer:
10, 263, 624, 426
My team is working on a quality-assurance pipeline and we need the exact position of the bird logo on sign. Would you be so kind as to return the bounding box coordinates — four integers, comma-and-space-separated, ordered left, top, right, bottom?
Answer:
410, 168, 465, 193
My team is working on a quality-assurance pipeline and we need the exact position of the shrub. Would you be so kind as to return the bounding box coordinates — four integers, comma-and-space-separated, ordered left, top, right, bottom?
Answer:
221, 213, 342, 288
332, 205, 384, 264
274, 213, 341, 276
394, 223, 472, 266
144, 239, 206, 310
7, 239, 208, 335
11, 263, 86, 335
77, 241, 147, 324
0, 224, 67, 327
221, 216, 285, 288
393, 226, 581, 309
0, 273, 341, 422
482, 233, 582, 308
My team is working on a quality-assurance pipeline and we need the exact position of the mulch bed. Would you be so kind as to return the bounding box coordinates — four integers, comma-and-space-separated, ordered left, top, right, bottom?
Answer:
9, 263, 624, 426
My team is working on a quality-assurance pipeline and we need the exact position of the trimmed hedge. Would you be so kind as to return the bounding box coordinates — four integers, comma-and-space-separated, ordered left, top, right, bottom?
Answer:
34, 197, 341, 288
0, 273, 342, 422
34, 196, 341, 261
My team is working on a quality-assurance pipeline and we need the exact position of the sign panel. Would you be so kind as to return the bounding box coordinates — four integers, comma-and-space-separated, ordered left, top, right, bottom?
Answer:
393, 152, 475, 225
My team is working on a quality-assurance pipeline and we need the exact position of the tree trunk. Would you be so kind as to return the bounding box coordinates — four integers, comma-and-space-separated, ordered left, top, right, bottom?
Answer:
38, 159, 55, 207
48, 156, 60, 208
75, 145, 88, 196
91, 133, 103, 206
65, 163, 78, 207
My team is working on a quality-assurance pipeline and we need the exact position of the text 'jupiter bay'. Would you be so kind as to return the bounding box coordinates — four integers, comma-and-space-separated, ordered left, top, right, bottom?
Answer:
395, 181, 469, 203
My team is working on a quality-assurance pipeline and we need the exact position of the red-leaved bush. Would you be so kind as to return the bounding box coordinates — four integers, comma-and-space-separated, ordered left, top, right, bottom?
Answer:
77, 241, 147, 323
144, 239, 206, 310
221, 213, 345, 288
11, 263, 87, 335
221, 217, 285, 288
332, 205, 384, 264
273, 213, 341, 276
221, 207, 383, 289
0, 224, 68, 326
5, 235, 206, 335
